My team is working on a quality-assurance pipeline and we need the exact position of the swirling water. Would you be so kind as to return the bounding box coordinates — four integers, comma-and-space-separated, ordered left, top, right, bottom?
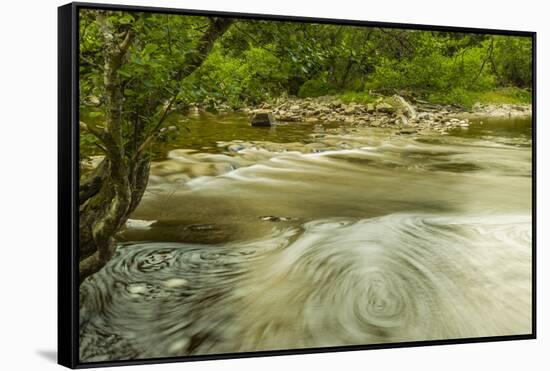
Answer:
80, 115, 532, 362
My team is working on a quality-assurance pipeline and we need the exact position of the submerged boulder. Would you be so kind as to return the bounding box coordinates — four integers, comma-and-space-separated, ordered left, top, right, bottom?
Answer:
251, 110, 275, 127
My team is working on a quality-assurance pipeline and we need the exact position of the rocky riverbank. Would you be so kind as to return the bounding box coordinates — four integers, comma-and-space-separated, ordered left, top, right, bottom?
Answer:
242, 95, 532, 135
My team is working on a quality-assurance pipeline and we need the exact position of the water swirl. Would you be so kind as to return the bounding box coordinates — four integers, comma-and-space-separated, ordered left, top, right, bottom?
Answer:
80, 213, 531, 361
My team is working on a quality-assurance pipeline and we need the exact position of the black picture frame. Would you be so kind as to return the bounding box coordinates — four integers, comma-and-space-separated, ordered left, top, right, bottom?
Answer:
58, 2, 537, 368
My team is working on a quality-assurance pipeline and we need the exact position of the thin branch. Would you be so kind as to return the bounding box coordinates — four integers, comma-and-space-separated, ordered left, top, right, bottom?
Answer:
80, 54, 102, 69
233, 23, 276, 54
119, 29, 134, 56
471, 37, 494, 85
94, 142, 108, 153
378, 28, 414, 57
80, 121, 106, 142
132, 96, 177, 160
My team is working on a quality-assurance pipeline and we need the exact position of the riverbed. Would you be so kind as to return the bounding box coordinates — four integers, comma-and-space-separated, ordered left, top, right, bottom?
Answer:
79, 113, 532, 362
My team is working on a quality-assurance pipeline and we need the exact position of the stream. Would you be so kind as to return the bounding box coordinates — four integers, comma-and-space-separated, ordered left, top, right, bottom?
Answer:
79, 113, 532, 362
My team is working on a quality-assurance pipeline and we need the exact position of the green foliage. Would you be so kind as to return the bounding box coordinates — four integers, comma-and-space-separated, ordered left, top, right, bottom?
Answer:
366, 37, 494, 95
339, 91, 376, 104
79, 10, 217, 157
189, 46, 289, 108
492, 36, 532, 87
427, 87, 531, 108
185, 25, 531, 108
80, 10, 533, 129
477, 87, 532, 104
427, 88, 479, 107
298, 76, 335, 98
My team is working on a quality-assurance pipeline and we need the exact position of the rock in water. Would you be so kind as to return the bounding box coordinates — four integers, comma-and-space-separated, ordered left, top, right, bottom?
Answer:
251, 110, 275, 127
398, 129, 417, 135
259, 215, 298, 222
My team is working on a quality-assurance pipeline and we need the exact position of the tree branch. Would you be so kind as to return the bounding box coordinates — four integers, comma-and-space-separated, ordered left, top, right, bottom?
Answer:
471, 37, 494, 86
80, 121, 106, 142
119, 29, 134, 56
134, 18, 234, 160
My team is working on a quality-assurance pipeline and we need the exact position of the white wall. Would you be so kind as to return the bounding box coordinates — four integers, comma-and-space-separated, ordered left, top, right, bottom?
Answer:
0, 0, 545, 369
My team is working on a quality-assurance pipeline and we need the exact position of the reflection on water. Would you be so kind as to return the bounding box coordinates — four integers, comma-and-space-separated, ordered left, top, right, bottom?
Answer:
80, 114, 532, 362
151, 111, 344, 158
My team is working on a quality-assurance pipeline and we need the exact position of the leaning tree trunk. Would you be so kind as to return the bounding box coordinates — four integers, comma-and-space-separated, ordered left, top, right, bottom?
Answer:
79, 158, 149, 282
79, 12, 136, 282
78, 15, 233, 284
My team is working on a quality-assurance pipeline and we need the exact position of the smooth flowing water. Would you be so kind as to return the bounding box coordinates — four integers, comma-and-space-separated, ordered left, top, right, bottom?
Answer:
80, 113, 532, 362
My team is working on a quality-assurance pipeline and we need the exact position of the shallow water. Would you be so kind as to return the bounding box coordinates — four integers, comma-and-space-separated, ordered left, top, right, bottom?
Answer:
80, 114, 532, 362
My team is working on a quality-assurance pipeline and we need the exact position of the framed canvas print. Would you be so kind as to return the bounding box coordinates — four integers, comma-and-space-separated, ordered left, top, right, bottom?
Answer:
58, 2, 536, 368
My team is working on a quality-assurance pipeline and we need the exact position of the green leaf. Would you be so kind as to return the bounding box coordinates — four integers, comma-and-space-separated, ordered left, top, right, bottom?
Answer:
142, 43, 158, 55
118, 14, 135, 25
118, 69, 132, 78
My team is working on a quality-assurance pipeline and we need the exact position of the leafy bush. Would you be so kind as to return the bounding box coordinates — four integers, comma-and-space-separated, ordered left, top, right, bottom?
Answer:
493, 37, 532, 87
477, 88, 532, 104
182, 27, 532, 109
366, 41, 496, 101
427, 88, 478, 107
185, 46, 289, 108
339, 91, 376, 104
298, 77, 335, 98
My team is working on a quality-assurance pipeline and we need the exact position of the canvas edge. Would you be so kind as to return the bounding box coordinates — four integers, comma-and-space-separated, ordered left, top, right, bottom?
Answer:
531, 31, 537, 340
58, 3, 80, 369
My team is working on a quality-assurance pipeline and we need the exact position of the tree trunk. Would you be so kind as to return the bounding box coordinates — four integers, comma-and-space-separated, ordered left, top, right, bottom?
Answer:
79, 12, 132, 282
79, 159, 149, 282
